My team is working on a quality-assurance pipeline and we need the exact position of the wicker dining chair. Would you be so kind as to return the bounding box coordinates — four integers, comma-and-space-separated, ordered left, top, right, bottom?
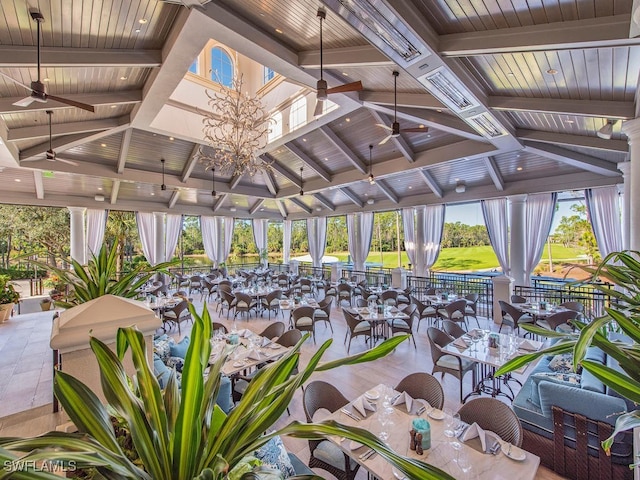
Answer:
395, 372, 444, 410
442, 319, 466, 339
314, 294, 335, 333
337, 283, 353, 307
162, 300, 191, 335
427, 326, 477, 402
233, 292, 258, 319
303, 381, 360, 480
498, 300, 534, 334
437, 299, 468, 329
218, 289, 235, 319
411, 295, 438, 330
342, 308, 371, 353
463, 293, 481, 327
511, 294, 527, 304
387, 303, 417, 348
260, 289, 282, 320
457, 397, 523, 447
536, 309, 579, 333
292, 306, 317, 342
276, 328, 303, 347
256, 321, 285, 340
379, 289, 398, 307
189, 275, 203, 295
212, 322, 228, 335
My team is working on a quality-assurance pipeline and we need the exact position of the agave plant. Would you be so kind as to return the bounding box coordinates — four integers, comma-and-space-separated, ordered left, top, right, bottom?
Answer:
0, 304, 453, 479
496, 250, 640, 459
35, 243, 177, 309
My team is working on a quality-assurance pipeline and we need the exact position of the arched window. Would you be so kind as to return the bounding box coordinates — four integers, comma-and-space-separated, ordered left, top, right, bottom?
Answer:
289, 96, 307, 131
268, 111, 282, 142
188, 58, 199, 74
263, 67, 275, 85
210, 47, 234, 87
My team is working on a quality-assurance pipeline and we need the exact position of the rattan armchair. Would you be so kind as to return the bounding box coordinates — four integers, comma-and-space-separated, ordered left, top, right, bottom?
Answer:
258, 321, 286, 340
337, 283, 353, 307
314, 294, 334, 333
457, 397, 523, 447
411, 295, 438, 330
442, 319, 466, 339
380, 289, 398, 307
387, 303, 417, 348
464, 293, 480, 327
342, 308, 370, 353
437, 299, 468, 329
292, 306, 317, 342
233, 292, 258, 319
536, 309, 579, 333
260, 289, 282, 320
498, 300, 534, 334
162, 299, 191, 335
395, 372, 444, 409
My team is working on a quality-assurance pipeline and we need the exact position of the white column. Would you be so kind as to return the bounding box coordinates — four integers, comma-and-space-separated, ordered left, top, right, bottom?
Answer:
508, 195, 527, 286
622, 118, 640, 251
68, 207, 86, 265
153, 212, 166, 265
618, 161, 631, 250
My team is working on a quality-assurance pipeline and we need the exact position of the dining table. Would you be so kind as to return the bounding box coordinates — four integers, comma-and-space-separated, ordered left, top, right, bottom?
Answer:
323, 383, 540, 480
352, 306, 410, 345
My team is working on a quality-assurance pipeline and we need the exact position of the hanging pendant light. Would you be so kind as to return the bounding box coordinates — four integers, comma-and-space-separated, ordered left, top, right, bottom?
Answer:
368, 144, 375, 185
299, 166, 304, 196
211, 167, 217, 197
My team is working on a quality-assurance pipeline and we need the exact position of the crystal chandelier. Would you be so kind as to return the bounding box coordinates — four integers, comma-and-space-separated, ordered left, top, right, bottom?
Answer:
197, 74, 272, 177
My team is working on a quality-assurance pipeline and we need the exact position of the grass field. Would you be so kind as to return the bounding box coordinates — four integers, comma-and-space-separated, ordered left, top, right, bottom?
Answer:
186, 244, 586, 273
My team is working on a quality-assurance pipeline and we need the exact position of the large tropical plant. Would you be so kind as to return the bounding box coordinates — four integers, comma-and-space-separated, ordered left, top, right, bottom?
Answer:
0, 305, 453, 479
36, 243, 177, 309
496, 250, 640, 460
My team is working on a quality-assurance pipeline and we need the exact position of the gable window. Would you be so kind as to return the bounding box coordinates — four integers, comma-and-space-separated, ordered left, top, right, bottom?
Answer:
289, 96, 307, 131
210, 47, 234, 87
263, 67, 275, 85
268, 111, 282, 142
188, 58, 199, 74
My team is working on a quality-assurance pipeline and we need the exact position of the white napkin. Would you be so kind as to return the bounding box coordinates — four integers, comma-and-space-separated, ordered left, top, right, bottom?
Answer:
247, 349, 261, 360
352, 396, 376, 417
349, 440, 364, 451
519, 339, 537, 351
460, 422, 502, 453
261, 336, 272, 347
453, 336, 470, 349
392, 391, 414, 413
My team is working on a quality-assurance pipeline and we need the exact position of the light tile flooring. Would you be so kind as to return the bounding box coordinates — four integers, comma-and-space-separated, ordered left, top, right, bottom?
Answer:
0, 295, 563, 479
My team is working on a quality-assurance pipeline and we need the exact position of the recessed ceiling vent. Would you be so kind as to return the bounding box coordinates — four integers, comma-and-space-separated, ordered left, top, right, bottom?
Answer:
467, 112, 507, 138
419, 68, 477, 113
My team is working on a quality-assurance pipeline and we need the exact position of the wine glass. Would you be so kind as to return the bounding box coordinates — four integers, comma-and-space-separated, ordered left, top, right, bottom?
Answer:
378, 409, 393, 444
450, 413, 463, 459
443, 408, 455, 439
470, 331, 480, 352
457, 450, 472, 479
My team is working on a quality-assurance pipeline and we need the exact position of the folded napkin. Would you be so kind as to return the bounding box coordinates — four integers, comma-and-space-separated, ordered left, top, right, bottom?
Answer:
391, 391, 414, 413
260, 336, 272, 347
389, 307, 399, 314
453, 336, 470, 349
247, 349, 261, 360
519, 339, 538, 351
460, 422, 502, 453
349, 440, 364, 451
352, 396, 376, 417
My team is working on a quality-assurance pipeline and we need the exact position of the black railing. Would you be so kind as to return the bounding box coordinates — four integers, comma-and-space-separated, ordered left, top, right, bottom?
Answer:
514, 279, 613, 320
408, 271, 494, 319
341, 267, 392, 287
297, 262, 331, 280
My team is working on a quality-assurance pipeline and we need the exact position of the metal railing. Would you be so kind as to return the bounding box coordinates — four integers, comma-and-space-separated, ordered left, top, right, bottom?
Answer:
297, 262, 331, 280
408, 271, 495, 319
340, 267, 392, 286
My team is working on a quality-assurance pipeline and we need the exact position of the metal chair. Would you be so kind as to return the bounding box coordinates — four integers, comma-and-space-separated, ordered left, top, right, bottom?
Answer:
292, 306, 317, 343
395, 372, 444, 410
457, 397, 523, 447
258, 321, 286, 340
342, 308, 370, 353
427, 326, 477, 403
303, 381, 360, 480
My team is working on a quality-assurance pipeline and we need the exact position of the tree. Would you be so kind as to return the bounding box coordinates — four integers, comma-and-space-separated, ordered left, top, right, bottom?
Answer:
181, 216, 203, 255
552, 204, 600, 261
104, 211, 138, 274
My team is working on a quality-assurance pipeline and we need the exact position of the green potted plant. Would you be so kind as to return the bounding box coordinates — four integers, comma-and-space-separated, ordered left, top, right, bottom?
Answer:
496, 250, 640, 464
0, 274, 20, 322
39, 297, 52, 311
259, 248, 269, 268
0, 305, 453, 479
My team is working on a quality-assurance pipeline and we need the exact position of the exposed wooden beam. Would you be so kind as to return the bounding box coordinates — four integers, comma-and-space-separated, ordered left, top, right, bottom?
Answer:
168, 190, 180, 209
276, 200, 288, 218
264, 154, 302, 188
368, 109, 415, 162
298, 45, 393, 69
33, 171, 44, 200
489, 96, 634, 120
229, 174, 242, 189
340, 187, 364, 208
360, 91, 442, 110
289, 197, 312, 214
516, 129, 628, 153
418, 169, 443, 198
523, 141, 620, 177
110, 180, 120, 205
249, 199, 265, 214
484, 156, 504, 191
181, 144, 201, 182
8, 118, 124, 141
376, 179, 399, 204
117, 129, 132, 174
0, 91, 142, 114
285, 142, 332, 182
0, 46, 161, 67
262, 169, 278, 196
313, 193, 336, 211
212, 194, 228, 212
439, 14, 640, 57
318, 125, 367, 174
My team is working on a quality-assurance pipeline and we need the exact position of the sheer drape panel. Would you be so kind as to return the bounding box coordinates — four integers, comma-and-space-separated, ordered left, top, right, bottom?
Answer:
282, 220, 292, 264
222, 217, 235, 264
201, 216, 220, 265
402, 208, 417, 269
417, 205, 446, 276
165, 214, 183, 262
307, 217, 327, 268
585, 187, 622, 258
136, 212, 157, 266
481, 198, 509, 275
347, 212, 374, 271
86, 209, 107, 257
252, 219, 268, 257
524, 193, 557, 286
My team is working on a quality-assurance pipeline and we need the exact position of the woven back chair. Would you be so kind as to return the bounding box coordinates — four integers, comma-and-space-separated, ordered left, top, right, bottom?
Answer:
457, 397, 523, 447
387, 303, 417, 348
463, 293, 480, 327
276, 328, 302, 347
427, 326, 476, 402
442, 319, 466, 339
303, 381, 359, 480
258, 321, 286, 340
411, 295, 438, 330
511, 294, 527, 304
292, 306, 317, 342
260, 289, 282, 320
342, 308, 370, 353
437, 299, 468, 329
233, 292, 257, 319
337, 283, 353, 307
212, 322, 227, 335
162, 300, 191, 335
380, 289, 398, 306
395, 372, 444, 410
499, 300, 534, 334
219, 289, 235, 318
314, 294, 334, 333
536, 309, 579, 332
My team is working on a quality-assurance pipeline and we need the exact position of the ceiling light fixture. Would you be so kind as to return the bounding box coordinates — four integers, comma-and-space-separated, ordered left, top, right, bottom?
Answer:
94, 194, 105, 202
367, 198, 375, 205
230, 207, 237, 212
368, 144, 375, 185
299, 167, 304, 196
455, 182, 466, 193
597, 119, 616, 140
197, 74, 272, 177
210, 167, 216, 198
547, 68, 558, 75
516, 166, 523, 171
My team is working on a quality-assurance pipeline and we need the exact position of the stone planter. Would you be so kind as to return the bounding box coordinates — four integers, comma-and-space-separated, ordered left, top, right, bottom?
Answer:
0, 303, 14, 322
40, 300, 52, 311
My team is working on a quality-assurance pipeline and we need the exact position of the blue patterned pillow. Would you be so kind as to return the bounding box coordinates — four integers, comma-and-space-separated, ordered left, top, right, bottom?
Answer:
254, 436, 295, 478
548, 353, 574, 373
169, 336, 190, 359
166, 356, 185, 372
153, 335, 174, 363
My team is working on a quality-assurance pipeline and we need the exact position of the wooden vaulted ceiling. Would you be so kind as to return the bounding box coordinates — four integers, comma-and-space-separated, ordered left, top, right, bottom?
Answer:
0, 0, 633, 220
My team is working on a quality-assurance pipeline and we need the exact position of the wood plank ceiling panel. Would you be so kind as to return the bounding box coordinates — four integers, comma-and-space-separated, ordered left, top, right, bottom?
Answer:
291, 129, 346, 173
42, 171, 109, 196
561, 145, 628, 163
3, 104, 134, 130
63, 131, 124, 167
383, 172, 429, 197
507, 111, 625, 139
126, 130, 194, 174
116, 181, 172, 203
493, 149, 576, 180
0, 167, 36, 193
332, 66, 426, 93
428, 157, 490, 188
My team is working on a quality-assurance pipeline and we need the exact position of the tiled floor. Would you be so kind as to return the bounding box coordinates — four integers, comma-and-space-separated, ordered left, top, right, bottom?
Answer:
0, 295, 563, 479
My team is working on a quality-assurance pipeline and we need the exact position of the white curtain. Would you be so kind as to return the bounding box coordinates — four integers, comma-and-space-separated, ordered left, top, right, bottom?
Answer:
481, 198, 509, 275
307, 217, 327, 269
416, 205, 446, 276
136, 212, 157, 266
524, 193, 557, 286
347, 212, 374, 271
165, 214, 183, 262
252, 218, 268, 253
402, 208, 417, 270
282, 220, 292, 264
585, 186, 622, 258
222, 216, 235, 264
86, 209, 107, 258
201, 216, 221, 265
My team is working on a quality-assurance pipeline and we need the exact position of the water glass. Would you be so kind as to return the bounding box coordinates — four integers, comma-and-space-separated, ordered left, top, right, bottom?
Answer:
457, 450, 472, 479
443, 408, 455, 439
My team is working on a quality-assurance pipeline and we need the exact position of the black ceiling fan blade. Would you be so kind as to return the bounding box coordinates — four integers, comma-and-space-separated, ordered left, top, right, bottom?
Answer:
46, 94, 95, 113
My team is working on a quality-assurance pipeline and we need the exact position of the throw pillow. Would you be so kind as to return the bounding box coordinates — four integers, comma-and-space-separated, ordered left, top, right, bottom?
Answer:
166, 356, 185, 373
254, 436, 295, 478
548, 353, 574, 373
169, 336, 190, 359
153, 353, 172, 389
528, 372, 581, 408
153, 335, 174, 363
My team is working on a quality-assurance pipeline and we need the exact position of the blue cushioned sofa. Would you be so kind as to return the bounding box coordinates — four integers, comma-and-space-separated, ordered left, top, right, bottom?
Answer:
512, 345, 634, 480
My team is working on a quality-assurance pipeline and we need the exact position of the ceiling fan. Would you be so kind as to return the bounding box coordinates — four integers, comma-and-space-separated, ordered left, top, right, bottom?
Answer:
21, 110, 78, 166
0, 10, 95, 113
377, 70, 428, 145
313, 8, 364, 116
